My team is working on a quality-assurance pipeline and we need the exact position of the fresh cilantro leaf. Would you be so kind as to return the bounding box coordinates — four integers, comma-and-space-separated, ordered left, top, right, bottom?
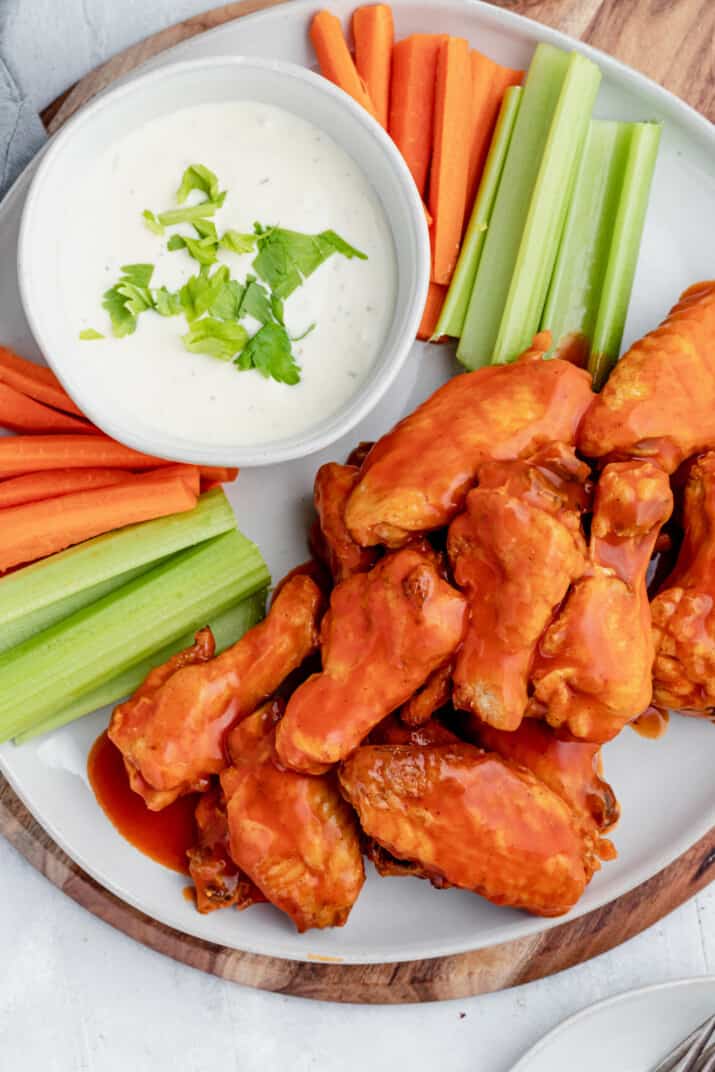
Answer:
120, 263, 154, 288
158, 198, 224, 227
154, 287, 182, 317
209, 279, 245, 321
237, 321, 301, 385
102, 288, 137, 337
220, 229, 256, 254
167, 234, 187, 252
79, 328, 104, 340
252, 227, 366, 299
179, 265, 230, 322
193, 219, 218, 241
237, 279, 273, 325
182, 318, 248, 361
270, 294, 285, 325
142, 210, 164, 235
116, 282, 154, 315
176, 164, 221, 204
182, 235, 218, 266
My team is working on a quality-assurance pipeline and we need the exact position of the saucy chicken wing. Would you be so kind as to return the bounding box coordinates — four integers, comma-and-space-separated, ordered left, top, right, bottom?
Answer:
339, 743, 601, 916
460, 716, 620, 843
275, 548, 467, 774
221, 700, 365, 932
400, 662, 453, 727
187, 786, 264, 914
652, 451, 715, 712
578, 282, 715, 471
529, 461, 673, 741
448, 447, 589, 730
313, 462, 378, 582
344, 333, 593, 548
109, 575, 323, 809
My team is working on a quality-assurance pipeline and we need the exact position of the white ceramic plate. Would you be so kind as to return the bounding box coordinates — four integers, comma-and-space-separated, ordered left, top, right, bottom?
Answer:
511, 977, 715, 1072
0, 0, 714, 966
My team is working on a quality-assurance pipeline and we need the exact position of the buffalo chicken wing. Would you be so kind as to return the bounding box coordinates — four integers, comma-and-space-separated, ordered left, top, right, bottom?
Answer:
109, 575, 323, 809
339, 743, 601, 916
187, 786, 264, 914
313, 462, 378, 582
221, 700, 365, 932
275, 548, 467, 773
345, 333, 593, 548
529, 461, 673, 741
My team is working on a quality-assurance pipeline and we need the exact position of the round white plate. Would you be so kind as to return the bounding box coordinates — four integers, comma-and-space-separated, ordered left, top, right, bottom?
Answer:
0, 0, 714, 966
511, 977, 715, 1072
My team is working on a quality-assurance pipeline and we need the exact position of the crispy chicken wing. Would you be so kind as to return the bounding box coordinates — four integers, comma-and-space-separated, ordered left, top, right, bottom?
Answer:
339, 744, 601, 916
275, 548, 467, 774
460, 715, 620, 841
313, 462, 378, 582
369, 711, 461, 746
529, 461, 673, 741
578, 282, 715, 471
344, 333, 593, 548
448, 447, 589, 730
652, 451, 715, 712
221, 700, 365, 932
109, 575, 323, 809
400, 662, 453, 727
187, 786, 264, 914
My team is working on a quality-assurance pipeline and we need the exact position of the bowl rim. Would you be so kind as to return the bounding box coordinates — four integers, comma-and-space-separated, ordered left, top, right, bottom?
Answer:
18, 53, 431, 467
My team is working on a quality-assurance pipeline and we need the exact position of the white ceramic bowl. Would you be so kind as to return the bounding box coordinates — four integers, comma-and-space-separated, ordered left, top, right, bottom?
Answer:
18, 56, 430, 467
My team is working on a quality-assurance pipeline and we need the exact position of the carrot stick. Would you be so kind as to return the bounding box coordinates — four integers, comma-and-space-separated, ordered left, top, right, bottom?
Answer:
417, 283, 449, 341
198, 466, 239, 484
142, 464, 201, 498
0, 469, 130, 509
389, 34, 444, 197
0, 347, 84, 417
0, 381, 96, 435
353, 4, 394, 128
429, 37, 473, 285
310, 10, 378, 118
466, 55, 523, 212
0, 436, 169, 478
0, 471, 198, 573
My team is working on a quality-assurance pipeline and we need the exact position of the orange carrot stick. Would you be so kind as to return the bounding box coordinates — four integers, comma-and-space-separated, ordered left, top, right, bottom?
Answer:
142, 464, 201, 497
429, 37, 473, 285
417, 283, 448, 341
0, 468, 130, 509
389, 34, 444, 197
0, 381, 96, 435
198, 466, 239, 484
466, 55, 523, 212
352, 4, 394, 128
0, 471, 197, 573
0, 436, 169, 478
0, 347, 84, 417
310, 10, 378, 118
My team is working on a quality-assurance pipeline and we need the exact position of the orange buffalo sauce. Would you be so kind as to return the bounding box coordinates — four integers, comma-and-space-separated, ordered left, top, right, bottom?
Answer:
87, 730, 198, 874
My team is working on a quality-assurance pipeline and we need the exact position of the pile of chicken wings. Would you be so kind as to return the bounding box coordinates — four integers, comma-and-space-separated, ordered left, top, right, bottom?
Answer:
109, 280, 715, 933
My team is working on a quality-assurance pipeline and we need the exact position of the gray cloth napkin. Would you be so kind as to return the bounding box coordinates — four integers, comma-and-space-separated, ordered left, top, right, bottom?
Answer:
0, 2, 47, 199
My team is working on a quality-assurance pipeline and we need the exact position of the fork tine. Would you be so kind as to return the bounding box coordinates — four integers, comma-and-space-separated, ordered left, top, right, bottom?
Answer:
652, 1017, 715, 1072
695, 1043, 715, 1072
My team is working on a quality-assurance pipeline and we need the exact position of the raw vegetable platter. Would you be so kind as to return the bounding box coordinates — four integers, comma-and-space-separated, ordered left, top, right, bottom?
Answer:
0, 0, 714, 965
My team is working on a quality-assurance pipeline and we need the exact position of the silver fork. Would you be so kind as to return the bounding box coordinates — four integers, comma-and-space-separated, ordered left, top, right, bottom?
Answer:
652, 1016, 715, 1072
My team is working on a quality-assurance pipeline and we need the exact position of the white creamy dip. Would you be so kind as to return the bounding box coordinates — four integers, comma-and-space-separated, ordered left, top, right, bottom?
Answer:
64, 100, 397, 447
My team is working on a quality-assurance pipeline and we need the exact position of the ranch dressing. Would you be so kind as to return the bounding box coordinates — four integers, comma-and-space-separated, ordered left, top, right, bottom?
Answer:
63, 100, 397, 447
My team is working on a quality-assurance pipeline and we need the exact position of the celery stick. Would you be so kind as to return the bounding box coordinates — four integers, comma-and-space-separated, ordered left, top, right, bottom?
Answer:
0, 528, 270, 741
14, 589, 267, 743
589, 121, 661, 388
0, 488, 236, 655
458, 44, 601, 368
541, 120, 632, 360
435, 86, 522, 339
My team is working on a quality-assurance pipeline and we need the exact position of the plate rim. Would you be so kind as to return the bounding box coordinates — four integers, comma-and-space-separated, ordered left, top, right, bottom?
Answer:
0, 0, 713, 967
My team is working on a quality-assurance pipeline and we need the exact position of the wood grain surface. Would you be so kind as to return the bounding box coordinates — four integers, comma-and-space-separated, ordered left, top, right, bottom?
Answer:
2, 0, 712, 1004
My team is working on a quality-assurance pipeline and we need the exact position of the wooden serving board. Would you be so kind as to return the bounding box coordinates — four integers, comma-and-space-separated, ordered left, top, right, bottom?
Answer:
2, 0, 713, 1004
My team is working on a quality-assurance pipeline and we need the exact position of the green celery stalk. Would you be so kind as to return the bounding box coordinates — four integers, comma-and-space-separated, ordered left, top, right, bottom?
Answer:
541, 120, 661, 388
0, 528, 270, 741
435, 86, 523, 339
14, 589, 267, 743
0, 487, 237, 654
458, 43, 601, 369
589, 121, 661, 388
